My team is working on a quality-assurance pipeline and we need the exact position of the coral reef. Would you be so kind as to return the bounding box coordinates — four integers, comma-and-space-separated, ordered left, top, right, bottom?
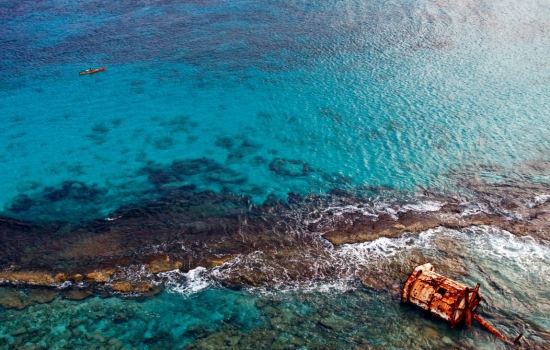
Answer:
1, 180, 549, 302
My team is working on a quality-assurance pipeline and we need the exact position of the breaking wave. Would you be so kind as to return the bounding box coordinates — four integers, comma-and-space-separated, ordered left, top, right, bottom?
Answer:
160, 224, 550, 299
159, 267, 215, 297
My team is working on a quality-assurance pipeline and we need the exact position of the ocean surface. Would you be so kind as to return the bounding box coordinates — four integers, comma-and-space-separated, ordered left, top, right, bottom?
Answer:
1, 0, 550, 349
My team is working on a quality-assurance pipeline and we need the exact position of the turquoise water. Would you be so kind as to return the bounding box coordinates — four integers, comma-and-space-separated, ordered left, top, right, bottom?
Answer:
2, 0, 549, 222
1, 0, 550, 348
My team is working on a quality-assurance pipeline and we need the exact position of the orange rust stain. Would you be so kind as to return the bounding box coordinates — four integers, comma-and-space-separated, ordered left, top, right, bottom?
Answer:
402, 263, 523, 345
402, 263, 481, 328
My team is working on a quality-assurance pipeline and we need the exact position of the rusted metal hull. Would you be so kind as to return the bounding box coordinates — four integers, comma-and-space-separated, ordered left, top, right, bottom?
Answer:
402, 263, 522, 345
402, 263, 481, 328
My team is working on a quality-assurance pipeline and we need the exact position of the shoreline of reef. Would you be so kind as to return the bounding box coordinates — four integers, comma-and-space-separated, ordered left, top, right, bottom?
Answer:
1, 180, 550, 308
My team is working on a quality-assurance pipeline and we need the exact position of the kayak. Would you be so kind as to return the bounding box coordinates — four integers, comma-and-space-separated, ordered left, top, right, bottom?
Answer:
79, 67, 105, 75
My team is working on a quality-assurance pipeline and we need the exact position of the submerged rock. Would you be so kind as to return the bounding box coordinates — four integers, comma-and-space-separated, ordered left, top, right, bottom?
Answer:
69, 318, 82, 328
0, 288, 27, 309
92, 332, 106, 343
319, 316, 353, 332
27, 289, 60, 304
112, 281, 153, 293
321, 204, 504, 246
186, 330, 241, 349
107, 338, 124, 350
64, 290, 93, 300
0, 287, 59, 310
112, 313, 128, 324
441, 336, 455, 346
11, 327, 27, 336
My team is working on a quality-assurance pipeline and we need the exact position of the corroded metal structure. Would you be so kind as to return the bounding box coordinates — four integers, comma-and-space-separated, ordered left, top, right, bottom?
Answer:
402, 263, 523, 345
402, 263, 481, 328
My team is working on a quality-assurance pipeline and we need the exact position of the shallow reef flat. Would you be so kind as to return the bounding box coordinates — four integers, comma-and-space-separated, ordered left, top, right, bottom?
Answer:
0, 285, 502, 350
1, 178, 550, 296
0, 184, 549, 348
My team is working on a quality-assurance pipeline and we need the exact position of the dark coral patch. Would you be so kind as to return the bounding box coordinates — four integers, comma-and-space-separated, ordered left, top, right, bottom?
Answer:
160, 115, 190, 134
388, 120, 405, 131
215, 137, 235, 150
256, 111, 275, 120
147, 170, 177, 186
226, 140, 263, 164
235, 140, 262, 156
3, 181, 112, 223
249, 156, 267, 166
87, 123, 110, 145
142, 158, 248, 189
269, 158, 311, 177
91, 123, 110, 134
207, 169, 247, 185
170, 158, 225, 177
43, 181, 105, 202
362, 129, 383, 141
111, 118, 123, 127
319, 107, 345, 122
226, 152, 243, 164
152, 136, 174, 150
5, 194, 36, 212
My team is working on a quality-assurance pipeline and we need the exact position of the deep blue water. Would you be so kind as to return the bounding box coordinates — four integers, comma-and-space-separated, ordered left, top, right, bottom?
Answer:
1, 0, 550, 348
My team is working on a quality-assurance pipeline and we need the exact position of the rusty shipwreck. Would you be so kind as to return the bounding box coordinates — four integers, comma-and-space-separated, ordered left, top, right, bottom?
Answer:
402, 263, 523, 345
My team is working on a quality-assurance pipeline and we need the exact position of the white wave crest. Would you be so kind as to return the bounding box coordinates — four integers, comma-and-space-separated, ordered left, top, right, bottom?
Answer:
325, 225, 550, 288
319, 199, 445, 223
155, 226, 550, 297
450, 226, 550, 273
159, 267, 214, 296
528, 194, 550, 208
400, 200, 444, 213
321, 204, 378, 218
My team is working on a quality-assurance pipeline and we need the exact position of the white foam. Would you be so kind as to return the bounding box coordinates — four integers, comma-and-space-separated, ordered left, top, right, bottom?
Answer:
154, 225, 550, 297
56, 281, 73, 289
266, 280, 355, 295
159, 267, 214, 296
459, 202, 483, 216
453, 226, 550, 273
400, 200, 444, 213
528, 194, 550, 208
331, 229, 438, 280
303, 212, 323, 225
373, 202, 399, 219
333, 225, 550, 281
322, 204, 378, 218
307, 199, 448, 229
